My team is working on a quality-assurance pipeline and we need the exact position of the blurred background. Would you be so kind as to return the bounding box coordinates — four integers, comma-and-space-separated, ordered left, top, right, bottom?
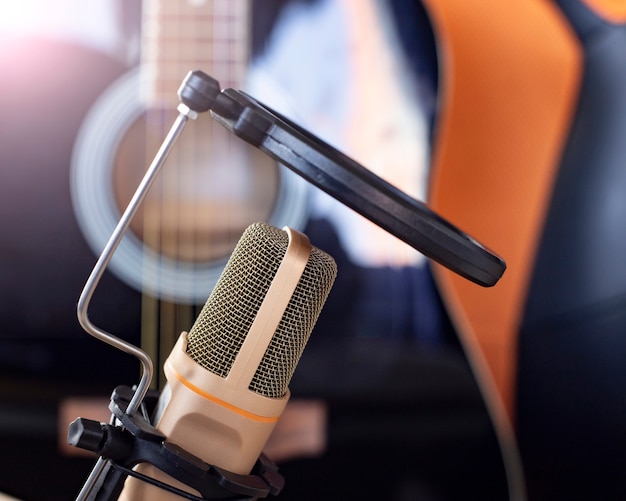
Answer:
1, 0, 625, 500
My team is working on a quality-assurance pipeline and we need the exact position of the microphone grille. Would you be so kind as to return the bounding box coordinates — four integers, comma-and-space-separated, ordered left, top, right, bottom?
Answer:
186, 223, 337, 398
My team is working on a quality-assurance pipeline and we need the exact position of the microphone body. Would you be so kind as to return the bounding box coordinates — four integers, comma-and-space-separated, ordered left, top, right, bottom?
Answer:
119, 223, 336, 499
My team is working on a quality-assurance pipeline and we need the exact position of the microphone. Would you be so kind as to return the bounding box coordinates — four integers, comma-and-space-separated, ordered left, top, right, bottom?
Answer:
118, 222, 337, 499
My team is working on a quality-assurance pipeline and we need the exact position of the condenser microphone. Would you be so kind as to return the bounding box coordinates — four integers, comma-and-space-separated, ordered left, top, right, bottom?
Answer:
119, 222, 337, 499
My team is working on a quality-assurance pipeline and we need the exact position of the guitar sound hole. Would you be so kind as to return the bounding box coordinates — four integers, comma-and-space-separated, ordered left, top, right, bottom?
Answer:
113, 108, 279, 263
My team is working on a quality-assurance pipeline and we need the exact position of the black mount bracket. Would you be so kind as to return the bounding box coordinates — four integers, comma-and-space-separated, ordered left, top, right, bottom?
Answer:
68, 386, 284, 500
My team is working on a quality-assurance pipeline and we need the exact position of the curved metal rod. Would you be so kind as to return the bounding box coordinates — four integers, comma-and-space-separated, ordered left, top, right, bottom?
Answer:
77, 106, 195, 414
75, 105, 196, 500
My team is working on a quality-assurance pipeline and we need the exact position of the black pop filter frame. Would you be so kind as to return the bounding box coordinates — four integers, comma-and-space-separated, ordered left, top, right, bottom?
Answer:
207, 86, 505, 287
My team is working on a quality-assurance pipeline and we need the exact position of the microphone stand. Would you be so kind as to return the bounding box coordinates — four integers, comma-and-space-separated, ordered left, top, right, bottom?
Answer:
70, 71, 284, 500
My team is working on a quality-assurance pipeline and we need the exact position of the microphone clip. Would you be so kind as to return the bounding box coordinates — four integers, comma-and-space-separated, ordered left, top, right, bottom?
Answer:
68, 386, 285, 500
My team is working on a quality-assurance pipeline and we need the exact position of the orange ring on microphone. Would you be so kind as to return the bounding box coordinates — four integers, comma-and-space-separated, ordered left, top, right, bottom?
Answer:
167, 364, 281, 424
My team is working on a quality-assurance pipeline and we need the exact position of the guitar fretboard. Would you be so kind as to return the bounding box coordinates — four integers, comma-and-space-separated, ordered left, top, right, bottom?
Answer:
141, 0, 249, 105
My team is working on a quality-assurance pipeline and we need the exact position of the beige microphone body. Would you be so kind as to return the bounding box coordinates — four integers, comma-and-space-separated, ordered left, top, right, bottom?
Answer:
119, 223, 337, 499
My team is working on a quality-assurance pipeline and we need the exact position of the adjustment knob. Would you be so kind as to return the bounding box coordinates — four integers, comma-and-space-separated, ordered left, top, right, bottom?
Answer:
178, 70, 220, 113
67, 417, 105, 453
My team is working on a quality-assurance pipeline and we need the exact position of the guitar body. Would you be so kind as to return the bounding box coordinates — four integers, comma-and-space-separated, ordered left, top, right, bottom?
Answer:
71, 67, 308, 305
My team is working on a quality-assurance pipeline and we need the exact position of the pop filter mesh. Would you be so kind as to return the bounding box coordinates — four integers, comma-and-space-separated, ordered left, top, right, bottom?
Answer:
186, 223, 337, 398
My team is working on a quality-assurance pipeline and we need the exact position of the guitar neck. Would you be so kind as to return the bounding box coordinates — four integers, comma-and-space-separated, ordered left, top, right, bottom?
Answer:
141, 0, 250, 106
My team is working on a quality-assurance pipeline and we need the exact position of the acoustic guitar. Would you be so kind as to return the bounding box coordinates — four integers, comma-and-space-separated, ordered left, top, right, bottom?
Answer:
70, 0, 309, 387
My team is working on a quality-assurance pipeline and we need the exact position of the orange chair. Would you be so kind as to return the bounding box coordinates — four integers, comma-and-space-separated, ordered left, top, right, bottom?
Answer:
426, 0, 626, 498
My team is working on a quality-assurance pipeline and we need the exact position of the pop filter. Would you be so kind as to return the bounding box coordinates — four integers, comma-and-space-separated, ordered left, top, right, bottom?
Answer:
197, 76, 505, 287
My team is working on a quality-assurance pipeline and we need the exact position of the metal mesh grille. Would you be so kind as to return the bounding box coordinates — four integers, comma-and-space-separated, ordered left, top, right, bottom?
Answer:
186, 223, 337, 398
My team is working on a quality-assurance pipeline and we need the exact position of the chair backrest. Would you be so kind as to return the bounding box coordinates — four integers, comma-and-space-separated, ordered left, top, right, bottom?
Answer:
424, 1, 626, 496
424, 0, 583, 426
